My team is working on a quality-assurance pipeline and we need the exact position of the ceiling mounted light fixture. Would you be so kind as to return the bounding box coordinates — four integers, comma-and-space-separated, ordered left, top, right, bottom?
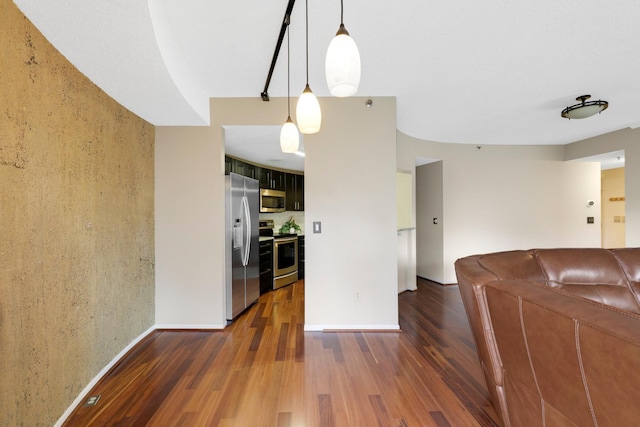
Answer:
561, 95, 609, 119
280, 21, 299, 153
296, 0, 321, 134
325, 0, 361, 97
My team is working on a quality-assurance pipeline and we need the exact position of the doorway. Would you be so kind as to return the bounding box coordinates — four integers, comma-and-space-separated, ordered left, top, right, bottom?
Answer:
573, 150, 626, 248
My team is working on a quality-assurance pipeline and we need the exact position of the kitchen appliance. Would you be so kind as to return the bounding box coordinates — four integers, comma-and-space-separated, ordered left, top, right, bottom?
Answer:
225, 173, 260, 322
260, 219, 299, 289
259, 239, 273, 295
260, 188, 286, 213
273, 235, 298, 289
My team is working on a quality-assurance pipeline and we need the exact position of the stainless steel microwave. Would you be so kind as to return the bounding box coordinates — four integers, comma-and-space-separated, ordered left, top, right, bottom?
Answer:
260, 188, 286, 213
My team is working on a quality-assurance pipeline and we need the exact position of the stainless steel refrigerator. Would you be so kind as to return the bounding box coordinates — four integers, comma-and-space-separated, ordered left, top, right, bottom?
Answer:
225, 173, 260, 322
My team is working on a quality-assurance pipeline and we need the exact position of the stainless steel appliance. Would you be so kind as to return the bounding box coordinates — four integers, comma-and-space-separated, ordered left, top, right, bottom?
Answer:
260, 188, 286, 213
259, 219, 299, 289
273, 235, 298, 289
225, 173, 260, 322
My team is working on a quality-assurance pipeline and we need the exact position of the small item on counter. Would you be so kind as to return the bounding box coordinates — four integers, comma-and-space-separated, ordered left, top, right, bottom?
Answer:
279, 216, 301, 235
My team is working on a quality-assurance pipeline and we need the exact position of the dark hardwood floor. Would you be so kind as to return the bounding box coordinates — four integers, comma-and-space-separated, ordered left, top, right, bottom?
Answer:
63, 278, 499, 426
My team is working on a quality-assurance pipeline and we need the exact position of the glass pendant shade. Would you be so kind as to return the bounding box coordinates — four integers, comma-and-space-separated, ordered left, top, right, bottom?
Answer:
280, 117, 299, 153
325, 24, 361, 97
296, 84, 322, 134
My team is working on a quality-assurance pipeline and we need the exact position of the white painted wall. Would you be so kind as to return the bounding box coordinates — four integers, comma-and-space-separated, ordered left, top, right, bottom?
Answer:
442, 158, 601, 283
397, 230, 416, 293
155, 125, 224, 327
396, 172, 417, 293
397, 132, 603, 284
304, 97, 399, 330
565, 128, 640, 247
416, 161, 444, 283
156, 97, 399, 330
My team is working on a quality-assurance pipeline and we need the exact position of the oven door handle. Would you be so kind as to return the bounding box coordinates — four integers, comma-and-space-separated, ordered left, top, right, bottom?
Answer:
276, 236, 298, 244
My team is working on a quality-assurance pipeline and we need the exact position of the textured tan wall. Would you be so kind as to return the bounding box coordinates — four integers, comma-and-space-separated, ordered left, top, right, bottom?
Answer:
0, 1, 155, 425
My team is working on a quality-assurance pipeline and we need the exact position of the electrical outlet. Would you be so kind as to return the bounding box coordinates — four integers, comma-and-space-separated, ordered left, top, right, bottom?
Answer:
587, 217, 595, 224
84, 395, 101, 407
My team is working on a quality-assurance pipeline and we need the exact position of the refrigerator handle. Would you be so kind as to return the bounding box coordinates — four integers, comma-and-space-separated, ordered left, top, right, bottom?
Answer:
241, 195, 251, 266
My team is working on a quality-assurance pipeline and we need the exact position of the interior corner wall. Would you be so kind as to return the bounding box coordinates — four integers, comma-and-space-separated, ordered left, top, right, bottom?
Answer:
155, 97, 399, 330
397, 132, 602, 285
442, 158, 601, 283
565, 128, 640, 247
416, 162, 444, 283
1, 1, 155, 425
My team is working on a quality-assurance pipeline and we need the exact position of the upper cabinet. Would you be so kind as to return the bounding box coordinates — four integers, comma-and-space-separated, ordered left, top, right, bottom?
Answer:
232, 159, 257, 180
286, 173, 304, 211
258, 168, 285, 191
225, 157, 299, 204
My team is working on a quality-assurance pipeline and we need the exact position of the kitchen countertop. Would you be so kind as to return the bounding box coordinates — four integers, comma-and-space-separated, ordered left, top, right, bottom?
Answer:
259, 234, 304, 241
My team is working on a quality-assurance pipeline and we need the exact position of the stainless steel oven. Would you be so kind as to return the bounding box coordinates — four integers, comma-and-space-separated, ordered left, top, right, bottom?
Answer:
273, 236, 298, 289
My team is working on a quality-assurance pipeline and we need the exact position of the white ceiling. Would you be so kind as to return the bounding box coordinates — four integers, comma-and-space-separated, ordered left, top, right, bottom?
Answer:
225, 126, 305, 171
13, 0, 640, 169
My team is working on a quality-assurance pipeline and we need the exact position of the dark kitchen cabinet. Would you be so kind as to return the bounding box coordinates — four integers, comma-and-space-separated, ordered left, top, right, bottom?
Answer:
225, 156, 256, 179
259, 167, 285, 191
259, 239, 274, 295
226, 155, 293, 193
298, 235, 305, 280
285, 173, 304, 211
232, 159, 257, 180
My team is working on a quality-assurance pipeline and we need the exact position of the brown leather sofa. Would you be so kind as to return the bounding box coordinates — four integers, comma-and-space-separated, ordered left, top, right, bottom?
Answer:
455, 248, 640, 427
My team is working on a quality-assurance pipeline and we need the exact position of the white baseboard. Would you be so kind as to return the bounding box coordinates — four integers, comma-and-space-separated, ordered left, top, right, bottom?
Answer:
154, 323, 226, 330
53, 325, 156, 427
304, 324, 401, 332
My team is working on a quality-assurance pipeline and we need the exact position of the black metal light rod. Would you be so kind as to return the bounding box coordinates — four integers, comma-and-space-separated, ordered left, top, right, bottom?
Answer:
261, 0, 296, 101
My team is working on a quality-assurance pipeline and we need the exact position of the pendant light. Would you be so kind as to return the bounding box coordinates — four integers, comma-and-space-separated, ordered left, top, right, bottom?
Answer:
325, 0, 361, 97
296, 0, 322, 134
280, 22, 299, 153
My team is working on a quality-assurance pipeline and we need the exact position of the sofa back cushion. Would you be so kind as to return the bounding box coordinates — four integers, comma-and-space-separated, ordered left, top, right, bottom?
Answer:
477, 250, 545, 282
534, 248, 640, 314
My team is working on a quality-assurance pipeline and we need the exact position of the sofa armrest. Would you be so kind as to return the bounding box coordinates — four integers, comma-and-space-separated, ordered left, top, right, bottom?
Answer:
485, 280, 640, 427
454, 257, 508, 423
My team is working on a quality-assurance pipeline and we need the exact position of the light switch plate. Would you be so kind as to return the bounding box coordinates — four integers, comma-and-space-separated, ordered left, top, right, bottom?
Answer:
313, 221, 321, 233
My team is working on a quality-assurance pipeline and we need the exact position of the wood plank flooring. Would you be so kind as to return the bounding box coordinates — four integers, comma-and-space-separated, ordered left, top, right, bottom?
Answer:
63, 278, 500, 426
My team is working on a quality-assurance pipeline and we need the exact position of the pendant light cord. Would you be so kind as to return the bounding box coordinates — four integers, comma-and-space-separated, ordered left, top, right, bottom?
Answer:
305, 0, 309, 84
340, 0, 344, 25
287, 22, 291, 117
